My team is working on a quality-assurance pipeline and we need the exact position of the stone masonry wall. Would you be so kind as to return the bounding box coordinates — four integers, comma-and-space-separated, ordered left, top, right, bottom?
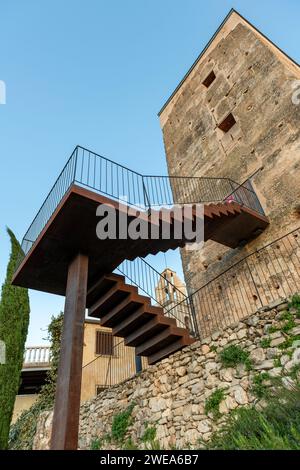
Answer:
33, 297, 300, 450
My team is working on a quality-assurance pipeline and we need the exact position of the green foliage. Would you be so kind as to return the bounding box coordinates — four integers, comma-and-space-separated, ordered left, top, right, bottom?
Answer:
288, 295, 300, 318
8, 312, 63, 449
280, 311, 296, 333
279, 310, 290, 321
205, 388, 225, 419
89, 403, 136, 449
141, 425, 156, 443
0, 228, 30, 449
204, 383, 300, 449
219, 345, 251, 370
289, 294, 300, 309
251, 373, 271, 399
37, 313, 63, 408
290, 364, 300, 381
279, 335, 300, 350
122, 437, 139, 450
90, 438, 102, 450
261, 337, 271, 348
210, 345, 217, 352
273, 357, 281, 368
281, 321, 295, 334
111, 403, 135, 443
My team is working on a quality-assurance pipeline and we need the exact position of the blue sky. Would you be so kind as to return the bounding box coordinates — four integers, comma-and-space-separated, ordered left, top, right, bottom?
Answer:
1, 0, 299, 345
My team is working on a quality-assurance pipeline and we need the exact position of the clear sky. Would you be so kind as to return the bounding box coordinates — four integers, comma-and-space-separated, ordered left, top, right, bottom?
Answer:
1, 0, 299, 345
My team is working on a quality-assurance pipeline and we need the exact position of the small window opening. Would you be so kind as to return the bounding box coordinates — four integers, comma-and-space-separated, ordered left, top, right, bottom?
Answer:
218, 113, 236, 133
95, 331, 113, 356
202, 71, 216, 88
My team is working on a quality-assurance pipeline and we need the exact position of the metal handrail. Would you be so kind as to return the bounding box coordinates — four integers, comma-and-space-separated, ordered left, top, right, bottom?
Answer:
167, 226, 300, 339
116, 256, 190, 329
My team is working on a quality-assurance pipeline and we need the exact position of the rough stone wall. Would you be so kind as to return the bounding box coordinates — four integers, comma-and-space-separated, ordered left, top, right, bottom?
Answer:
33, 299, 300, 450
159, 20, 300, 298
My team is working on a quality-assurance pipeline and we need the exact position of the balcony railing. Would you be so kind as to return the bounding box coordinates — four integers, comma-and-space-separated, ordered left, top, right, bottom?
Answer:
16, 145, 265, 265
86, 227, 300, 392
167, 226, 300, 339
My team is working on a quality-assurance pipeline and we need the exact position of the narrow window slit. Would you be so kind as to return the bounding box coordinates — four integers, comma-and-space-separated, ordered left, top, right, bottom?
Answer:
202, 71, 216, 88
218, 113, 236, 133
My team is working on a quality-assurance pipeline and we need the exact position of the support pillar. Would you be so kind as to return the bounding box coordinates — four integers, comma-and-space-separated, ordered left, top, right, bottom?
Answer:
50, 253, 89, 450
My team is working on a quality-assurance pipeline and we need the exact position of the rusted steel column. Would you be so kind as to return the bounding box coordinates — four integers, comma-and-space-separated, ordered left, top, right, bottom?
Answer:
50, 253, 89, 450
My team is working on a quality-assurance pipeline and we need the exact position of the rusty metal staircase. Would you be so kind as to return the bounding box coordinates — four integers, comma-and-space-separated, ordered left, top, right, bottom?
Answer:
84, 201, 268, 364
87, 273, 194, 364
12, 145, 269, 366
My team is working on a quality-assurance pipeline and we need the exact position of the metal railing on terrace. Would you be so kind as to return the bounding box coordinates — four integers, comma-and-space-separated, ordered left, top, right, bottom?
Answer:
23, 346, 51, 368
167, 226, 300, 339
81, 336, 146, 392
17, 145, 264, 261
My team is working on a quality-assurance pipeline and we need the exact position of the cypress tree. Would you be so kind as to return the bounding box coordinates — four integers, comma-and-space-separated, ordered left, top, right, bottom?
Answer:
0, 228, 30, 449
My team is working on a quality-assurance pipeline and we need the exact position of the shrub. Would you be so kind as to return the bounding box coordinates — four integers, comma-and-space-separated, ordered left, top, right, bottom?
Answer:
251, 372, 271, 399
89, 403, 136, 450
122, 437, 139, 450
0, 229, 30, 449
279, 310, 290, 321
289, 294, 300, 309
281, 320, 296, 333
8, 313, 63, 449
141, 425, 160, 450
219, 345, 251, 369
278, 311, 296, 333
268, 326, 278, 334
111, 403, 135, 443
90, 438, 102, 450
273, 357, 281, 368
290, 364, 300, 381
289, 294, 300, 319
260, 337, 271, 348
279, 335, 300, 350
204, 383, 300, 449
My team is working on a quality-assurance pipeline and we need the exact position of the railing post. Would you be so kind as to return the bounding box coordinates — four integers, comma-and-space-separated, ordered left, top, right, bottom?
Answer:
135, 354, 142, 373
245, 258, 264, 309
188, 296, 200, 339
73, 146, 79, 183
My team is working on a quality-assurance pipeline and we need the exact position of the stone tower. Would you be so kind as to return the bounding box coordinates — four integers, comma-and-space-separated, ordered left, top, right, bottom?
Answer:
155, 269, 193, 332
159, 9, 300, 295
155, 268, 187, 306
